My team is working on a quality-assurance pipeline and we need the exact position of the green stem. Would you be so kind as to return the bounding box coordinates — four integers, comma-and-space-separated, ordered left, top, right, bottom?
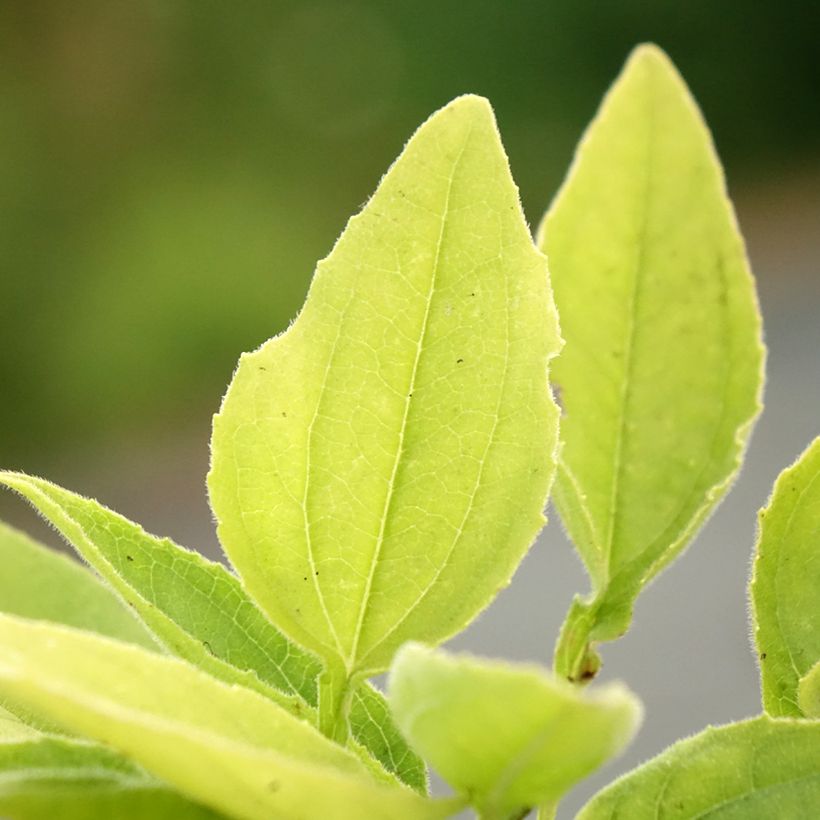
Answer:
553, 595, 601, 684
317, 660, 353, 743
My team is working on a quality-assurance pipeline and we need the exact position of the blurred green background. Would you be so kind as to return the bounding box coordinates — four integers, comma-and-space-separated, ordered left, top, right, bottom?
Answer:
2, 0, 818, 469
2, 3, 820, 816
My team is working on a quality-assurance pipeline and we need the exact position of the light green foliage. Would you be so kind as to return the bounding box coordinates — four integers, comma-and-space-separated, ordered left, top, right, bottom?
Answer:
799, 661, 820, 718
0, 47, 811, 820
0, 520, 154, 649
538, 45, 764, 679
388, 643, 641, 819
0, 720, 219, 819
577, 716, 820, 818
209, 94, 561, 680
751, 437, 820, 716
0, 474, 425, 790
0, 615, 454, 820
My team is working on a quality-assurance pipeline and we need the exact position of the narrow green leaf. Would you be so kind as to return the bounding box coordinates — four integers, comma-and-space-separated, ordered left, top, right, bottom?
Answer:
576, 716, 820, 818
798, 661, 820, 718
350, 684, 427, 794
0, 615, 457, 820
0, 731, 220, 819
0, 520, 154, 649
209, 94, 561, 679
751, 437, 820, 716
538, 44, 764, 679
0, 471, 319, 713
0, 473, 426, 790
388, 643, 641, 819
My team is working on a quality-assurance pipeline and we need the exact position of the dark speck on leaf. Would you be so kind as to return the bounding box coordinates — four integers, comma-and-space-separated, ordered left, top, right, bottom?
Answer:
282, 411, 287, 418
303, 576, 308, 581
760, 652, 767, 660
258, 366, 267, 371
456, 358, 464, 364
268, 780, 281, 792
203, 641, 213, 655
126, 555, 133, 562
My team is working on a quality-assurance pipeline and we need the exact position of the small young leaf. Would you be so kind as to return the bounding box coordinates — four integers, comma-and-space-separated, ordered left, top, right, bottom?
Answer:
350, 684, 428, 794
0, 474, 425, 790
576, 716, 820, 818
209, 95, 561, 679
0, 615, 457, 820
538, 44, 764, 679
0, 729, 220, 819
798, 661, 820, 718
751, 437, 820, 716
0, 519, 155, 649
388, 643, 641, 819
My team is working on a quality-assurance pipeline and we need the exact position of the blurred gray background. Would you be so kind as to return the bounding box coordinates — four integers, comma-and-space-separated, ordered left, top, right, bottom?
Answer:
1, 2, 818, 816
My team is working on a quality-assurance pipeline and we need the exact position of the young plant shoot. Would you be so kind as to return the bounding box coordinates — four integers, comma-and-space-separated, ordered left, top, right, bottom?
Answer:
0, 44, 817, 819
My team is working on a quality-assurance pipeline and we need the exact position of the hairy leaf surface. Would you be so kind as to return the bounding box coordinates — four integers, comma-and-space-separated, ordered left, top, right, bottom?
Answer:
388, 643, 641, 818
0, 615, 454, 820
751, 437, 820, 716
538, 45, 764, 679
576, 716, 820, 818
0, 474, 425, 789
0, 519, 154, 648
209, 94, 561, 676
0, 723, 220, 819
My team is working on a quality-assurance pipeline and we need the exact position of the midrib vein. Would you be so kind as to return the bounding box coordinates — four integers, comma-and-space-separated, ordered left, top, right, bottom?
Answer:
347, 125, 475, 668
302, 292, 356, 661
602, 73, 656, 578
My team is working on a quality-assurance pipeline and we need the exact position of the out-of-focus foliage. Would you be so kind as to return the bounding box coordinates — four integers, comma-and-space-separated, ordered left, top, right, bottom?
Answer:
1, 1, 817, 464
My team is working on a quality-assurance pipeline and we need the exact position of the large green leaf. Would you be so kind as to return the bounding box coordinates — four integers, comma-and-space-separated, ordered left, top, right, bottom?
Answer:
537, 44, 764, 680
0, 615, 457, 820
0, 519, 154, 649
0, 474, 426, 791
751, 437, 820, 716
0, 725, 221, 819
576, 716, 820, 818
388, 643, 641, 819
208, 94, 561, 693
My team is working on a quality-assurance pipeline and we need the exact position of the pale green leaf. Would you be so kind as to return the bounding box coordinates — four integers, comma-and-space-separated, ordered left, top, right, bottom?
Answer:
576, 716, 820, 818
0, 474, 425, 791
798, 661, 820, 718
538, 44, 764, 679
0, 519, 154, 649
209, 94, 561, 680
0, 731, 221, 819
751, 437, 820, 716
0, 615, 457, 820
388, 643, 641, 819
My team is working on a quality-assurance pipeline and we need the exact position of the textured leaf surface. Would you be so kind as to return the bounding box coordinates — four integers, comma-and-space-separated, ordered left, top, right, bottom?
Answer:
577, 716, 820, 818
538, 45, 764, 679
0, 471, 317, 710
751, 437, 820, 716
209, 94, 561, 677
799, 661, 820, 718
0, 474, 424, 789
388, 643, 641, 818
0, 726, 220, 819
0, 615, 455, 820
350, 684, 427, 793
0, 520, 154, 649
